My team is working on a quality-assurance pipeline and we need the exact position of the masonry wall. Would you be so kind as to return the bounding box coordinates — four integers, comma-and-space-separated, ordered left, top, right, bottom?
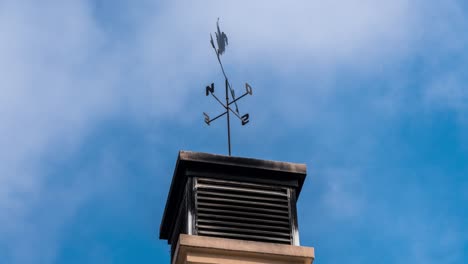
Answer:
173, 235, 314, 264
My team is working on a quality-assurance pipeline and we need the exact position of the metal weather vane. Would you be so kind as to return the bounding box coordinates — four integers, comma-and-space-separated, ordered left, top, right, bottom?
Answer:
203, 18, 253, 156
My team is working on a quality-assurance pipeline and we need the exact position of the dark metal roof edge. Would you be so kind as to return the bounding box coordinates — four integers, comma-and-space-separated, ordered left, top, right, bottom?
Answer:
159, 151, 184, 240
179, 151, 307, 175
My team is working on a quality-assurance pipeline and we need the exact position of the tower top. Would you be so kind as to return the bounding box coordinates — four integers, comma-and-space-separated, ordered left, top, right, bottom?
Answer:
158, 151, 313, 262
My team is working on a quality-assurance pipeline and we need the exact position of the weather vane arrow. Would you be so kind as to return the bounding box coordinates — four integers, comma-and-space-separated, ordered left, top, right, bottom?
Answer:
203, 18, 253, 156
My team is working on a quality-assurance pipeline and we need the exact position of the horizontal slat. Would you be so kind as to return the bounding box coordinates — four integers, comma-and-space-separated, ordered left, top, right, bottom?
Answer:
197, 184, 288, 197
197, 219, 290, 231
197, 178, 288, 193
197, 207, 290, 221
197, 224, 290, 238
197, 213, 290, 227
197, 201, 289, 215
197, 195, 288, 209
198, 230, 291, 244
197, 190, 289, 204
198, 195, 288, 211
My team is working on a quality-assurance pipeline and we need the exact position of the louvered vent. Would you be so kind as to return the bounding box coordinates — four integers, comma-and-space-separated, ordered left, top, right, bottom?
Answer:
195, 178, 292, 244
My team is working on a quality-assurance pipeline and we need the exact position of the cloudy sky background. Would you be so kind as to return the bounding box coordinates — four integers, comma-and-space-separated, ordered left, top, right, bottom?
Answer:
1, 0, 467, 263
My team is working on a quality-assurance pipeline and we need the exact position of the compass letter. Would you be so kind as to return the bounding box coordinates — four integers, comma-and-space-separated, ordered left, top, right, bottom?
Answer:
241, 114, 249, 125
206, 83, 214, 96
203, 112, 210, 125
245, 83, 253, 95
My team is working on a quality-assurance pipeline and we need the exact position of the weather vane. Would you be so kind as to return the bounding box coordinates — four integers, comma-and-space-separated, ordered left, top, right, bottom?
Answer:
203, 18, 253, 156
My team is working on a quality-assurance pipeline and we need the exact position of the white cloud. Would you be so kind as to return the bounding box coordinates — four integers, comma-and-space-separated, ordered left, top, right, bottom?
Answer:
0, 1, 121, 262
142, 0, 417, 73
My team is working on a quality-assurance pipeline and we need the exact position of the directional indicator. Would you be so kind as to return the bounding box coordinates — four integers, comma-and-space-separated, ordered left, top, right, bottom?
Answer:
203, 19, 254, 156
246, 83, 253, 95
241, 114, 249, 125
203, 112, 210, 125
206, 83, 214, 96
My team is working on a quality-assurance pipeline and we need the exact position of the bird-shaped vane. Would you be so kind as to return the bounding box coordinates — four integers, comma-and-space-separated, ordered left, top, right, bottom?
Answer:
203, 19, 254, 156
211, 18, 228, 55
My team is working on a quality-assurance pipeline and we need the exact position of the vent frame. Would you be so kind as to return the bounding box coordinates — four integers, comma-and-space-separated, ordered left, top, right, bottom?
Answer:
191, 176, 300, 246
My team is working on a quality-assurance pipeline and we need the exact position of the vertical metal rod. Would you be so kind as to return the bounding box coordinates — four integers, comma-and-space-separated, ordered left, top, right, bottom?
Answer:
225, 78, 231, 156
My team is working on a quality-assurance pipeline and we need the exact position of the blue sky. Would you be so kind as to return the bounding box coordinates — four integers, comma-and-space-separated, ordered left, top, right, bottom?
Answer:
1, 0, 467, 263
